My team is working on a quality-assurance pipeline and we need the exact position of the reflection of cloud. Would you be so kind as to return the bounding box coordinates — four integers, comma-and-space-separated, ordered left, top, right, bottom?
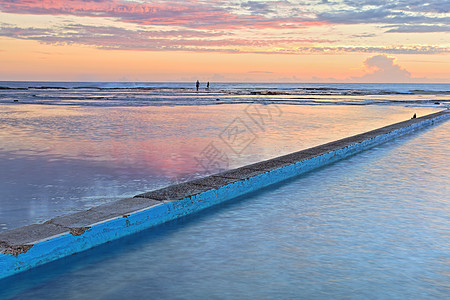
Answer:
352, 55, 412, 82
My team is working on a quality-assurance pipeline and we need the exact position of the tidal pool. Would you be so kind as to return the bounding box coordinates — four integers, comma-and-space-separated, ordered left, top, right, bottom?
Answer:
1, 113, 448, 299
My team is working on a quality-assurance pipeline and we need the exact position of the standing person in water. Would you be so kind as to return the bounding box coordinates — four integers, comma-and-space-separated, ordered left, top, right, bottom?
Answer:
196, 80, 199, 91
206, 82, 210, 90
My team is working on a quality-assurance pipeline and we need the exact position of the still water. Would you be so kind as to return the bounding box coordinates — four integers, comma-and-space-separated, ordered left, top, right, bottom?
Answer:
1, 114, 448, 299
0, 104, 439, 231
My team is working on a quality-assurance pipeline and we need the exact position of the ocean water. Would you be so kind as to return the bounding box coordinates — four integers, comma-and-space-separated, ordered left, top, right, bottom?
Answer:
0, 82, 448, 232
1, 81, 449, 107
1, 109, 448, 299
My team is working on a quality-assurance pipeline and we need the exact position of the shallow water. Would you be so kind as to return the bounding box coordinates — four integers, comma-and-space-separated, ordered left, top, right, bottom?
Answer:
1, 82, 449, 107
0, 103, 439, 231
1, 112, 448, 299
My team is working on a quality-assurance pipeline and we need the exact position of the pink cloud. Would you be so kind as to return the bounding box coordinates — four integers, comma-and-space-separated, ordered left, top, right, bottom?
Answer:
0, 0, 319, 29
0, 23, 331, 52
1, 22, 447, 55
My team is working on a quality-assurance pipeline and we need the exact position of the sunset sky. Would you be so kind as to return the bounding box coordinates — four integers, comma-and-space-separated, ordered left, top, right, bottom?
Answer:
0, 0, 449, 82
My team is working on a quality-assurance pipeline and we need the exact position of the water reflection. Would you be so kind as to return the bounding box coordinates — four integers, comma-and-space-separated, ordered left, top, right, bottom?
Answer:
1, 118, 448, 299
0, 104, 440, 231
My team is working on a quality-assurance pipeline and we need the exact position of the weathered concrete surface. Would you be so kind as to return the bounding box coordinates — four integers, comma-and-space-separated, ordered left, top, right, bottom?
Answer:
1, 109, 449, 280
0, 224, 67, 246
214, 167, 269, 180
47, 198, 161, 228
0, 224, 68, 255
136, 182, 215, 201
243, 158, 294, 172
190, 176, 241, 188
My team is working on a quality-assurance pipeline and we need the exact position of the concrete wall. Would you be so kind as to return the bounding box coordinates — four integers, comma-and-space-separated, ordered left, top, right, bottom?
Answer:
1, 110, 449, 280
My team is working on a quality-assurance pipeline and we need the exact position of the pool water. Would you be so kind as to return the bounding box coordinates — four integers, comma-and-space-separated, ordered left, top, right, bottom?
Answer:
1, 118, 448, 299
0, 104, 438, 232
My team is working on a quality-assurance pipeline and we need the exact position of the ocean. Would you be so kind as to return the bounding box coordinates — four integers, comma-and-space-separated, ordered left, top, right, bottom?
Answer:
0, 82, 448, 232
1, 81, 449, 107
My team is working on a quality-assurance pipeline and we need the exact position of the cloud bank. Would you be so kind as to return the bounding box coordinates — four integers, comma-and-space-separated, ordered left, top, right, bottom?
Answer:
1, 22, 448, 55
0, 0, 448, 55
0, 0, 318, 29
352, 55, 412, 82
1, 0, 448, 30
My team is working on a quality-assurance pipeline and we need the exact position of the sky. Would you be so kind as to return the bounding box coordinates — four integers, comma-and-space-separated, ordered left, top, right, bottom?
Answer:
0, 0, 449, 82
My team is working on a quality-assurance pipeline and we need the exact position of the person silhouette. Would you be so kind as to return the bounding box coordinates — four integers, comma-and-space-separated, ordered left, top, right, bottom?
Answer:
196, 80, 199, 91
206, 82, 210, 90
